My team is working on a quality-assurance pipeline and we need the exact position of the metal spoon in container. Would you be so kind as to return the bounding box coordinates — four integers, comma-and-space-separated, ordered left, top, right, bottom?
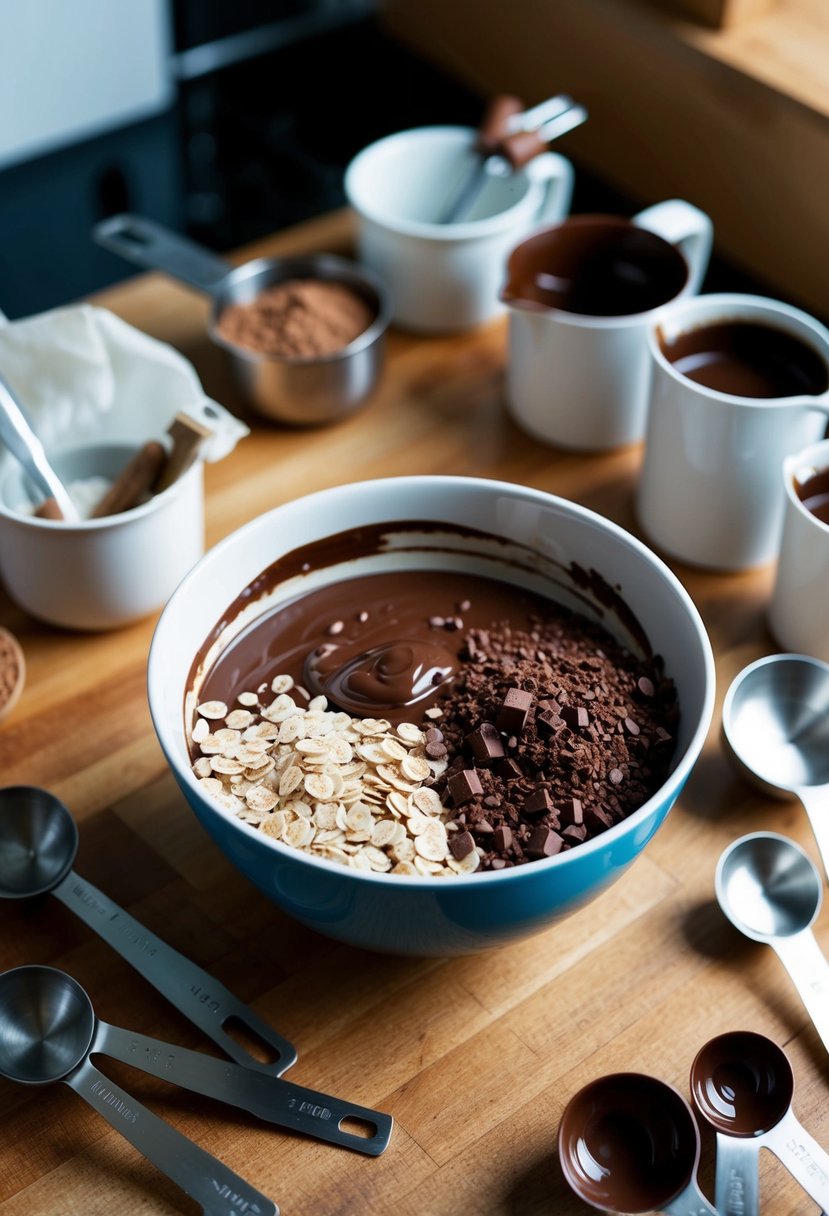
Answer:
558, 1072, 716, 1214
0, 966, 277, 1216
0, 785, 297, 1075
691, 1029, 829, 1213
0, 966, 392, 1155
722, 654, 829, 880
0, 370, 79, 521
716, 831, 829, 1052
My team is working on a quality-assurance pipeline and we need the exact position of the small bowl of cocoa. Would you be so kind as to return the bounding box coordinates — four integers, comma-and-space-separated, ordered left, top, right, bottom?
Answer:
95, 215, 390, 426
148, 476, 715, 956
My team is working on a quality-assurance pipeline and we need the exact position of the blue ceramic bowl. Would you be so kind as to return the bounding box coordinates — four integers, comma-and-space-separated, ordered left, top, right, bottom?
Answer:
148, 477, 715, 956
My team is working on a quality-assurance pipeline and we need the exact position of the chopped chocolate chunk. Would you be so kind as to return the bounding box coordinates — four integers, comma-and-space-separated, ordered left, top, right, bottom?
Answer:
448, 768, 483, 806
536, 709, 563, 736
522, 789, 555, 818
465, 722, 505, 763
493, 825, 513, 852
527, 826, 564, 858
561, 704, 590, 729
562, 823, 588, 843
559, 797, 584, 826
494, 757, 522, 781
496, 687, 533, 734
450, 830, 476, 860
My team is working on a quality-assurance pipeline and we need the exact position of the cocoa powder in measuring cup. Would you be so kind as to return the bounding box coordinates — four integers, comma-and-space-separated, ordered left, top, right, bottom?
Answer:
216, 279, 374, 358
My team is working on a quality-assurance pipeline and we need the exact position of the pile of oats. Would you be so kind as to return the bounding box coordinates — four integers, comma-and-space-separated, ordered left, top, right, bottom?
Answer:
190, 675, 481, 876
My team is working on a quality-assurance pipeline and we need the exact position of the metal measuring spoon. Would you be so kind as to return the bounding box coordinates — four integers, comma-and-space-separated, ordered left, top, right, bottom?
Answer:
0, 786, 297, 1075
0, 966, 277, 1216
0, 370, 79, 521
691, 1030, 829, 1213
0, 966, 392, 1155
722, 654, 829, 880
716, 832, 829, 1053
558, 1072, 716, 1214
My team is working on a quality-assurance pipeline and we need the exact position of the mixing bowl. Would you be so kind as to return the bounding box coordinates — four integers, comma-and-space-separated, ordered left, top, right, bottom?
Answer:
148, 476, 715, 955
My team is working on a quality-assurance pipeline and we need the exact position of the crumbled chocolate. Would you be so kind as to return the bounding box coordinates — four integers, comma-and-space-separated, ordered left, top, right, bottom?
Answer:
429, 614, 679, 871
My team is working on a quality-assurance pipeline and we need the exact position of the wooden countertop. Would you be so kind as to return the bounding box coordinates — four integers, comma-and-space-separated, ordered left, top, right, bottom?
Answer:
0, 210, 825, 1215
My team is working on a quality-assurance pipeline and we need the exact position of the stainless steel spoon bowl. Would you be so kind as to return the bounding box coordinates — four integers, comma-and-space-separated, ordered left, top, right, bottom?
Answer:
0, 785, 297, 1074
722, 654, 829, 877
0, 966, 277, 1216
716, 832, 829, 1052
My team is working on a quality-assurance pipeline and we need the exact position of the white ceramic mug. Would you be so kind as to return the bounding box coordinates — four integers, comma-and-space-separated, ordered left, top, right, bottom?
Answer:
343, 125, 573, 333
637, 294, 829, 571
768, 438, 829, 660
501, 200, 713, 452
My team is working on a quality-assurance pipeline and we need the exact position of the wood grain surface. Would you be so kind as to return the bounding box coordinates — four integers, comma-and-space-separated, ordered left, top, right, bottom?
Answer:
0, 210, 826, 1215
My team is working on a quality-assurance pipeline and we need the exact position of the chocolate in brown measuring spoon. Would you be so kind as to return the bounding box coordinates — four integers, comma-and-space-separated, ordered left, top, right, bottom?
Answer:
558, 1072, 716, 1214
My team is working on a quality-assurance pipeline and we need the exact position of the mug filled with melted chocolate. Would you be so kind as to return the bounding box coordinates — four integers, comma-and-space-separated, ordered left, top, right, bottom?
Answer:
188, 528, 680, 880
770, 437, 829, 662
638, 293, 829, 570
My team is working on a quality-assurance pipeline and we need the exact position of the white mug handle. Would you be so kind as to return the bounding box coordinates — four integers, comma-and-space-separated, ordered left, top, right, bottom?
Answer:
633, 199, 713, 294
525, 152, 575, 225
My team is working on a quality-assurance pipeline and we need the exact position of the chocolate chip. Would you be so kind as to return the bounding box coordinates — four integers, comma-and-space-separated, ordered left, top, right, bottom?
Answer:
450, 830, 476, 860
496, 687, 533, 734
448, 768, 483, 806
624, 716, 641, 736
425, 741, 448, 759
527, 826, 564, 858
609, 767, 624, 785
465, 722, 505, 763
326, 620, 344, 635
457, 599, 471, 612
428, 616, 445, 628
474, 819, 494, 836
637, 675, 655, 697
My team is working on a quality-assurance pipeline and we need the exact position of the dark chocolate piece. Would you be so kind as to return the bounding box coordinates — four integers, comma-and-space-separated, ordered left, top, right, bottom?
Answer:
450, 830, 476, 860
496, 687, 532, 734
527, 826, 564, 858
522, 789, 555, 818
465, 722, 505, 763
448, 768, 483, 806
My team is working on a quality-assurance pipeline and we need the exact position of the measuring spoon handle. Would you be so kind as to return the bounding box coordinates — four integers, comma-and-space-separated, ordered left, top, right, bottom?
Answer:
96, 1021, 393, 1156
799, 786, 829, 884
713, 1133, 760, 1216
53, 868, 297, 1075
773, 929, 829, 1055
763, 1109, 829, 1207
663, 1178, 718, 1215
67, 1057, 278, 1216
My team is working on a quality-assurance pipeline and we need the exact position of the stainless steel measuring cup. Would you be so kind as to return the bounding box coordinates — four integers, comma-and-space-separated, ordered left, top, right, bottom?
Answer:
0, 965, 392, 1155
0, 966, 277, 1216
0, 785, 297, 1075
716, 831, 829, 1052
93, 213, 390, 426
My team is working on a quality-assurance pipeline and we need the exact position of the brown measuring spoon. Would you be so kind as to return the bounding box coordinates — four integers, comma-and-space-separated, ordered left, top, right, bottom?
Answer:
558, 1072, 716, 1214
691, 1031, 829, 1215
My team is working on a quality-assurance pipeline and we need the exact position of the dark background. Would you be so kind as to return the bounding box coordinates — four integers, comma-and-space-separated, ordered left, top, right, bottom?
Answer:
0, 1, 767, 320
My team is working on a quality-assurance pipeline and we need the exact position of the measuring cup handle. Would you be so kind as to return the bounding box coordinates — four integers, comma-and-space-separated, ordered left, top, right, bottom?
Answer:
632, 199, 713, 295
663, 1178, 718, 1215
93, 213, 232, 297
67, 1057, 278, 1216
525, 152, 575, 225
801, 788, 829, 880
52, 870, 297, 1075
773, 929, 829, 1055
764, 1109, 829, 1206
714, 1135, 761, 1216
96, 1021, 393, 1157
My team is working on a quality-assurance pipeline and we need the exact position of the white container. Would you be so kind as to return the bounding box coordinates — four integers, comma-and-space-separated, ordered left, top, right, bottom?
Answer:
0, 443, 203, 631
502, 200, 713, 452
769, 438, 829, 661
344, 125, 573, 333
637, 294, 829, 570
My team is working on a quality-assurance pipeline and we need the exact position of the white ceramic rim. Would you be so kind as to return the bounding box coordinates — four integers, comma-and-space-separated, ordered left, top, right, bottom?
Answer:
149, 475, 716, 889
503, 214, 694, 331
782, 436, 829, 532
0, 454, 202, 532
343, 125, 543, 242
647, 292, 829, 407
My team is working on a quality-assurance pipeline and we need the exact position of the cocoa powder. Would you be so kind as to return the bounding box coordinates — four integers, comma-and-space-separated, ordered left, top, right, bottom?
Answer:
216, 279, 374, 358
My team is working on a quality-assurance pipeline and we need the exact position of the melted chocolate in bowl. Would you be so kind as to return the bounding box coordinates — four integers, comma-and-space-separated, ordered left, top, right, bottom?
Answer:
190, 524, 680, 874
558, 1074, 698, 1212
797, 465, 829, 527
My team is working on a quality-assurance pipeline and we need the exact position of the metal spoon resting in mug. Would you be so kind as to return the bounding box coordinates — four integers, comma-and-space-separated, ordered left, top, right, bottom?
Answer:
0, 966, 277, 1216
